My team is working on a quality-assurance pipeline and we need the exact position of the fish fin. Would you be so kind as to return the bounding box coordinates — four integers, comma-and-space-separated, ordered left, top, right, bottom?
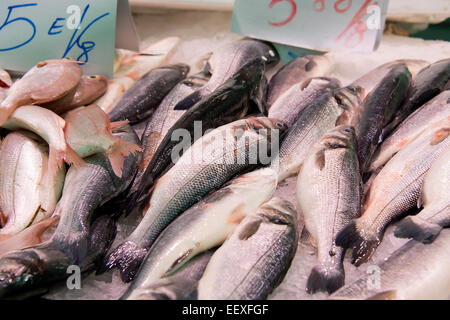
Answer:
367, 290, 397, 300
110, 120, 129, 130
226, 204, 247, 225
98, 241, 147, 283
394, 216, 442, 244
64, 145, 85, 168
107, 138, 143, 178
300, 227, 316, 247
430, 128, 450, 145
173, 90, 204, 111
238, 218, 262, 240
315, 150, 326, 170
23, 216, 59, 244
300, 78, 313, 90
306, 264, 345, 294
48, 147, 65, 171
335, 221, 380, 267
163, 249, 194, 277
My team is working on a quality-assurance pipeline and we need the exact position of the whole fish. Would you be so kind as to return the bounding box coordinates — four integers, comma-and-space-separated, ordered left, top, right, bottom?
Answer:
197, 197, 298, 300
125, 250, 215, 300
40, 75, 108, 114
121, 168, 278, 299
351, 59, 428, 99
0, 131, 65, 236
395, 147, 450, 243
101, 117, 286, 282
173, 38, 279, 111
266, 55, 333, 107
269, 77, 341, 127
368, 90, 450, 174
336, 125, 450, 266
0, 59, 82, 125
64, 105, 142, 177
108, 64, 189, 124
331, 229, 450, 300
385, 58, 450, 135
273, 85, 362, 181
351, 64, 411, 171
297, 125, 361, 294
125, 58, 269, 216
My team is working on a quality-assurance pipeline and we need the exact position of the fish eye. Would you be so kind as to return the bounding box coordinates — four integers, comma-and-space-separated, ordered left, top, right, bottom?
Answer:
276, 122, 284, 128
343, 127, 352, 133
89, 75, 99, 79
348, 87, 356, 93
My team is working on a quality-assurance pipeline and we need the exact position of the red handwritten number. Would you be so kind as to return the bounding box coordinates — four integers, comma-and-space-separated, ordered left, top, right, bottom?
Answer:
268, 0, 297, 27
313, 0, 325, 12
335, 0, 372, 47
334, 0, 352, 13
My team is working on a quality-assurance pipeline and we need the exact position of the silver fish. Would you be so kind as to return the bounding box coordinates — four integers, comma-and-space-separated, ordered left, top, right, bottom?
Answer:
297, 125, 361, 294
395, 147, 450, 243
197, 197, 298, 300
122, 168, 278, 300
273, 86, 362, 181
336, 125, 450, 266
267, 55, 333, 107
268, 77, 341, 127
331, 229, 450, 300
101, 117, 286, 282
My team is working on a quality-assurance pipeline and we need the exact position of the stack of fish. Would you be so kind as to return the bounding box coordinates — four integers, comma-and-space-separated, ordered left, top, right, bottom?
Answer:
0, 36, 448, 300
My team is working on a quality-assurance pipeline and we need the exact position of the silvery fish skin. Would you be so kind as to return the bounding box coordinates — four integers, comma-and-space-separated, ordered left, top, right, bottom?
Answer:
268, 77, 341, 127
369, 90, 450, 174
336, 125, 450, 266
127, 72, 211, 204
0, 131, 65, 236
385, 58, 450, 135
297, 126, 361, 294
331, 229, 450, 300
395, 147, 450, 243
102, 117, 286, 282
273, 85, 362, 181
266, 55, 333, 107
127, 250, 215, 300
173, 38, 279, 111
122, 168, 278, 300
351, 59, 428, 99
125, 58, 269, 217
352, 64, 411, 172
108, 64, 190, 124
197, 197, 298, 300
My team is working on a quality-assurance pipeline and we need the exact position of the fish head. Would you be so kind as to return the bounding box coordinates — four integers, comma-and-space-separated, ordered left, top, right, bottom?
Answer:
333, 85, 364, 125
318, 125, 357, 152
301, 77, 341, 91
304, 54, 334, 74
162, 63, 190, 79
256, 197, 297, 227
260, 41, 280, 68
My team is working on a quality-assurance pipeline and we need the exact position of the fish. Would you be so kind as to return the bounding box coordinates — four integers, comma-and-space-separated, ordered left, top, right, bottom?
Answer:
108, 64, 190, 124
120, 168, 279, 299
266, 55, 334, 107
197, 197, 298, 300
273, 85, 362, 181
0, 59, 82, 125
126, 72, 211, 206
96, 79, 133, 114
123, 250, 215, 300
0, 69, 12, 104
0, 216, 59, 257
336, 125, 450, 266
64, 105, 143, 177
296, 125, 362, 294
1, 105, 84, 173
39, 75, 108, 114
351, 59, 428, 99
331, 229, 450, 300
269, 77, 341, 127
173, 38, 279, 111
385, 58, 450, 135
351, 64, 411, 172
368, 90, 450, 174
0, 131, 66, 236
101, 117, 286, 282
395, 147, 450, 243
125, 58, 269, 216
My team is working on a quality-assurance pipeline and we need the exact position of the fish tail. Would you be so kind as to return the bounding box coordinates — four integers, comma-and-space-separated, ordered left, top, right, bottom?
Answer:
335, 221, 380, 267
173, 89, 205, 111
63, 145, 85, 168
49, 147, 65, 171
107, 138, 143, 178
306, 264, 345, 294
394, 216, 442, 244
97, 240, 148, 283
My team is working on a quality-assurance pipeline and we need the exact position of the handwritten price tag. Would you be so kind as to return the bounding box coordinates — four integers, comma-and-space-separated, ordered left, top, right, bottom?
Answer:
0, 0, 134, 77
231, 0, 389, 52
